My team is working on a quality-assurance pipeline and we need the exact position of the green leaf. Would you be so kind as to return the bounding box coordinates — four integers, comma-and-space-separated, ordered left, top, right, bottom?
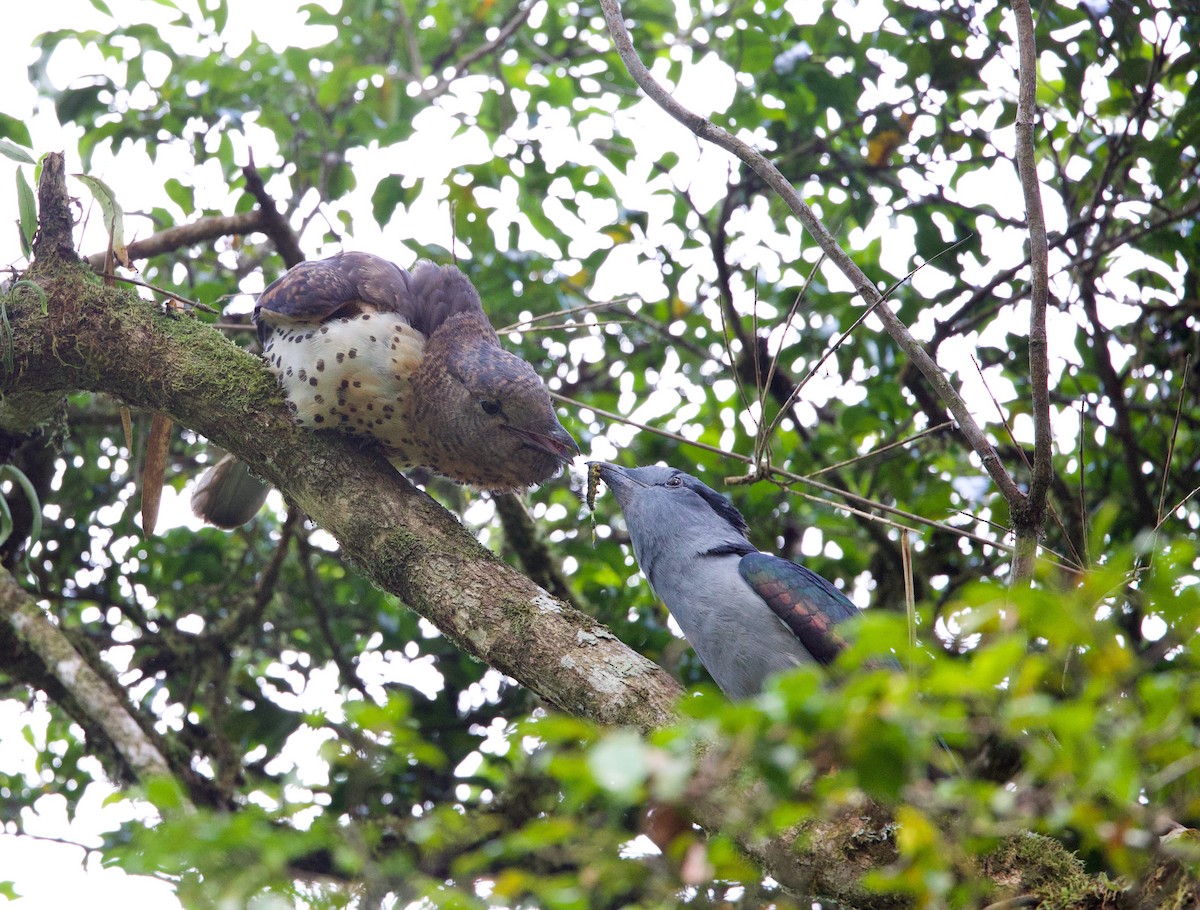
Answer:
56, 80, 116, 125
370, 174, 408, 227
0, 114, 32, 150
14, 170, 36, 257
163, 177, 194, 212
73, 173, 129, 267
10, 280, 48, 315
0, 139, 35, 165
0, 465, 42, 547
142, 775, 190, 812
0, 289, 12, 377
586, 729, 648, 801
210, 0, 228, 34
0, 493, 10, 548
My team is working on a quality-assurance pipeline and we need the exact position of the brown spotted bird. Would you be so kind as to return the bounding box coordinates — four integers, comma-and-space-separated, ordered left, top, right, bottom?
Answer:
192, 252, 578, 527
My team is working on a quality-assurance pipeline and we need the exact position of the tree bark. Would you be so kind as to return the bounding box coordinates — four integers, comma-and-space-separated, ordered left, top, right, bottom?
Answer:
1009, 0, 1054, 584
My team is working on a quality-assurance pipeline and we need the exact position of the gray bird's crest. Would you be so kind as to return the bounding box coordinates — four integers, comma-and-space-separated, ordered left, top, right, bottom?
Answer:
684, 474, 750, 539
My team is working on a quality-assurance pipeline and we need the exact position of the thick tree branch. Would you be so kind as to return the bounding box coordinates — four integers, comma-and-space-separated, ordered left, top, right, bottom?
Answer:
85, 211, 267, 269
1009, 0, 1054, 583
596, 0, 1028, 519
4, 264, 681, 731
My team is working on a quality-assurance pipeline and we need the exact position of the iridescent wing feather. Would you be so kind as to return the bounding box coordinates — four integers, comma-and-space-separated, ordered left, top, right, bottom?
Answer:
738, 551, 860, 666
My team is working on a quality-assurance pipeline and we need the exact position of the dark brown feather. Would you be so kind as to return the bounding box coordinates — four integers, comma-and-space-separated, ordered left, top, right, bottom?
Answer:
255, 252, 488, 343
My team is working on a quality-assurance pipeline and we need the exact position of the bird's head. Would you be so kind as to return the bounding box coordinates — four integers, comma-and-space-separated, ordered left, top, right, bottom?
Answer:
591, 463, 751, 580
416, 324, 578, 490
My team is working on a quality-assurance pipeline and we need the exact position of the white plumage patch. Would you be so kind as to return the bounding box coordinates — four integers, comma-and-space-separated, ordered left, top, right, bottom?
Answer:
262, 312, 426, 463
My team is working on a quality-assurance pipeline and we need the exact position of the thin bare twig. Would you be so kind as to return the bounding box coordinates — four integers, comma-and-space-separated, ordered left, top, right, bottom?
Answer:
1148, 483, 1200, 543
792, 487, 923, 540
754, 254, 825, 468
970, 356, 1084, 568
808, 421, 956, 477
1078, 403, 1090, 566
417, 0, 539, 101
901, 531, 916, 652
749, 271, 765, 454
513, 318, 642, 334
1009, 0, 1054, 584
1155, 353, 1191, 525
758, 293, 885, 452
757, 257, 822, 449
597, 0, 1026, 513
718, 294, 756, 419
558, 391, 1030, 558
92, 272, 221, 314
1132, 351, 1193, 604
497, 298, 624, 333
950, 509, 1014, 538
760, 237, 974, 460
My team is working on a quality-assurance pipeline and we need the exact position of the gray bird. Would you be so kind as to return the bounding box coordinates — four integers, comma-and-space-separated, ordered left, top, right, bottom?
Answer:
591, 462, 862, 699
193, 253, 578, 527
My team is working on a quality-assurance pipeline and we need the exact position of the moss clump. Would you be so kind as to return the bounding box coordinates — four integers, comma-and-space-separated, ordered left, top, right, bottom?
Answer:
1133, 829, 1200, 910
983, 833, 1121, 909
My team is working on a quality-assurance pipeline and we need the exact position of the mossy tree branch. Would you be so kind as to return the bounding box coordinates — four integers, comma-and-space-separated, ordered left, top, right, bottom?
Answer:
4, 259, 683, 730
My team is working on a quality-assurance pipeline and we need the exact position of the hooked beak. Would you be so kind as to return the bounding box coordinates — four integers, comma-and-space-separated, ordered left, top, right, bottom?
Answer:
511, 422, 579, 464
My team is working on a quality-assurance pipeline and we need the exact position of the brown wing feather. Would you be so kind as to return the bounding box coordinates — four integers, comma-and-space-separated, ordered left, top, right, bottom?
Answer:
255, 252, 489, 344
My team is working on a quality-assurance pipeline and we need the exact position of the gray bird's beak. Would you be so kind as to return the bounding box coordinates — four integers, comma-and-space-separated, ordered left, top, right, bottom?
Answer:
513, 422, 579, 464
590, 462, 645, 498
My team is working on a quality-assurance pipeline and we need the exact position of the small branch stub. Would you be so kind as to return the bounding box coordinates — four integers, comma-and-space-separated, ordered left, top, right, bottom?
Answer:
32, 152, 79, 264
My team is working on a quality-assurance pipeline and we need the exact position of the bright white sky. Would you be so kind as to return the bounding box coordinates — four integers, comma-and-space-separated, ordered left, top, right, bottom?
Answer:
0, 0, 1180, 906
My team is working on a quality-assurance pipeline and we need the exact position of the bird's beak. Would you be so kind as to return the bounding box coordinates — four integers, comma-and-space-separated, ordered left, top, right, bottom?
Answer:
511, 422, 579, 464
590, 462, 642, 491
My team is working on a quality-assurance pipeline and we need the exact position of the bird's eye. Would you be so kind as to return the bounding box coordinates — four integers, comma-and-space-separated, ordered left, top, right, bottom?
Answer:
480, 399, 502, 416
665, 475, 683, 487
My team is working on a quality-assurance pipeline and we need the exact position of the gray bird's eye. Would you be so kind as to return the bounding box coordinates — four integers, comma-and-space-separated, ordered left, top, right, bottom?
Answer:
665, 475, 683, 487
480, 399, 502, 415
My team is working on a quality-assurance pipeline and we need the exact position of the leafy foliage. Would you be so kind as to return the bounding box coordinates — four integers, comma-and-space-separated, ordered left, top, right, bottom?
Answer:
2, 0, 1198, 906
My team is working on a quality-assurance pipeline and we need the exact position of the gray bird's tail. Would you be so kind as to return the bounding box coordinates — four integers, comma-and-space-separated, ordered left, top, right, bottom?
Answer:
191, 453, 271, 528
